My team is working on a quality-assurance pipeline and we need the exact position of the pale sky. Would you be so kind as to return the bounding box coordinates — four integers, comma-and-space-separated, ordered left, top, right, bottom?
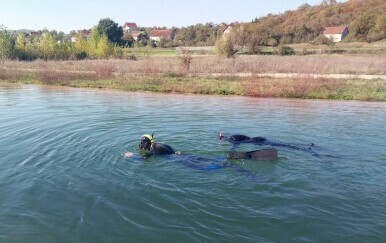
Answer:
0, 0, 346, 33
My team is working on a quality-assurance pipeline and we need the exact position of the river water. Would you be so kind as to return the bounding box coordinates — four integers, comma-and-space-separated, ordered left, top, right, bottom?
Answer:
0, 84, 385, 242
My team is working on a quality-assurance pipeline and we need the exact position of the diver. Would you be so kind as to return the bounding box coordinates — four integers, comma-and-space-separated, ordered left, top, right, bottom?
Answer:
219, 132, 268, 145
219, 132, 316, 154
125, 132, 277, 161
124, 133, 175, 158
123, 132, 278, 182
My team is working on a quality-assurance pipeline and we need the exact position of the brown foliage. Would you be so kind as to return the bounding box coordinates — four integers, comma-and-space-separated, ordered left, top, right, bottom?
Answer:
0, 67, 22, 81
246, 0, 386, 45
178, 49, 192, 72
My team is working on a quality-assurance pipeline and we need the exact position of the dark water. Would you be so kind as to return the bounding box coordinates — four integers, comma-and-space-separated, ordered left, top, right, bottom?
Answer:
0, 84, 385, 242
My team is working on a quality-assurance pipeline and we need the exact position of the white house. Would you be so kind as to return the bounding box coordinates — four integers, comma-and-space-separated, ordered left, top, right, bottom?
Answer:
220, 24, 233, 36
149, 29, 174, 42
123, 22, 139, 33
323, 26, 349, 42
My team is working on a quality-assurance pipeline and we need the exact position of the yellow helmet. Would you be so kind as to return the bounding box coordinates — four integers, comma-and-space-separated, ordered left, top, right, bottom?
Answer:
141, 134, 154, 144
139, 133, 155, 150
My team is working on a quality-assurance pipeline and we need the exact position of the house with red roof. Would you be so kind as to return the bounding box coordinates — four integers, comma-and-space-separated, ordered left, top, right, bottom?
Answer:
149, 29, 175, 42
123, 22, 139, 33
323, 26, 349, 42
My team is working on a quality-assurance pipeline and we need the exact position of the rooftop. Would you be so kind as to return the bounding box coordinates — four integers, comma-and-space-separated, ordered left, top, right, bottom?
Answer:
323, 26, 348, 35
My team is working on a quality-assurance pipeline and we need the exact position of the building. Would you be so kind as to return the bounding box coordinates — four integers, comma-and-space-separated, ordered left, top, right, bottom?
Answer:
131, 32, 143, 41
71, 29, 91, 42
149, 29, 174, 42
123, 22, 139, 33
8, 29, 39, 36
219, 24, 234, 36
323, 26, 349, 42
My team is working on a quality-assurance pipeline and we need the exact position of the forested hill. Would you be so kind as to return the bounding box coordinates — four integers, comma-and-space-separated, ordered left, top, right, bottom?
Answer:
244, 0, 386, 45
174, 0, 385, 47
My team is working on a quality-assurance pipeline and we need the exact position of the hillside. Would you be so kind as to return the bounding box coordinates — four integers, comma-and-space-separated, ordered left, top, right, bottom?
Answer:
244, 0, 386, 45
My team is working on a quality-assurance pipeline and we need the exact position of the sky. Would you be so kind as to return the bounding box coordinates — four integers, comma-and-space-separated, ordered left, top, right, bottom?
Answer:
0, 0, 345, 33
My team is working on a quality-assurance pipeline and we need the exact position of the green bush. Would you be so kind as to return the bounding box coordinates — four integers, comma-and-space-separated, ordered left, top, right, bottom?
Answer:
0, 28, 15, 59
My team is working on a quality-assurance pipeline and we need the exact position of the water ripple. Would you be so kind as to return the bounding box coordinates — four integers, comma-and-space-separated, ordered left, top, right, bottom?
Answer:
1, 85, 385, 242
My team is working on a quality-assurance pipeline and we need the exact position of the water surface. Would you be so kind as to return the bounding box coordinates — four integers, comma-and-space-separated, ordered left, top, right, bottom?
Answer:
0, 84, 385, 242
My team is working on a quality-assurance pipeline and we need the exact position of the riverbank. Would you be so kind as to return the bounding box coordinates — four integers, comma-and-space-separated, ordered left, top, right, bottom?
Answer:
1, 55, 386, 101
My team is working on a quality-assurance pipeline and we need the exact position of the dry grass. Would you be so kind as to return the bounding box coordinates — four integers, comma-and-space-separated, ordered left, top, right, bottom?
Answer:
1, 56, 385, 101
1, 54, 385, 76
243, 76, 346, 98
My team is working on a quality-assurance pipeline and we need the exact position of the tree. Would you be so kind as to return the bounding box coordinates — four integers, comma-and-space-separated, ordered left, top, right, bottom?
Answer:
39, 31, 57, 59
96, 18, 123, 44
158, 37, 167, 48
96, 35, 113, 58
87, 27, 100, 58
350, 11, 376, 40
215, 24, 248, 58
75, 31, 87, 53
298, 3, 311, 10
375, 15, 386, 33
15, 33, 26, 51
322, 0, 337, 6
147, 39, 156, 48
121, 32, 135, 47
0, 27, 15, 59
214, 37, 235, 58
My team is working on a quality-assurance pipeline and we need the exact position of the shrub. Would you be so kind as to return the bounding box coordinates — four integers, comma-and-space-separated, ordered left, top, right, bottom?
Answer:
275, 45, 295, 56
214, 37, 235, 58
75, 51, 87, 60
366, 32, 385, 43
178, 49, 192, 72
313, 35, 335, 45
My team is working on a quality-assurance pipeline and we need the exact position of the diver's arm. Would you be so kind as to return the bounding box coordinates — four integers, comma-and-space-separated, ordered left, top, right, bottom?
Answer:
124, 152, 134, 157
123, 151, 152, 158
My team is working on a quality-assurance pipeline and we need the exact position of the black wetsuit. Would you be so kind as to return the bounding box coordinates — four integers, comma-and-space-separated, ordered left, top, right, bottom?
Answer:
227, 134, 267, 144
222, 134, 316, 155
149, 143, 175, 155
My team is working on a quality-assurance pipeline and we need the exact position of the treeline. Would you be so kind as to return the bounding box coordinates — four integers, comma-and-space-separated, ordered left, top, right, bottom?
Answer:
157, 0, 386, 48
0, 27, 123, 60
122, 23, 222, 47
174, 0, 386, 47
0, 18, 127, 60
213, 0, 386, 57
1, 0, 386, 61
174, 23, 222, 46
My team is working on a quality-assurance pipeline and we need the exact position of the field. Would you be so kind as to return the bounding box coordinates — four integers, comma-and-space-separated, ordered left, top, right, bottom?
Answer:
118, 41, 386, 56
1, 50, 386, 101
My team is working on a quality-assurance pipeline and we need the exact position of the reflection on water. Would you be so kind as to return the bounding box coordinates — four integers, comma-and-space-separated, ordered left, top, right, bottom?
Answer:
0, 84, 385, 242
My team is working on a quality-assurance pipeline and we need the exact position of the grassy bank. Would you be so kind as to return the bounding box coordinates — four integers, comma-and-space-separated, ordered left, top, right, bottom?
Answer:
1, 71, 385, 101
1, 56, 385, 101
